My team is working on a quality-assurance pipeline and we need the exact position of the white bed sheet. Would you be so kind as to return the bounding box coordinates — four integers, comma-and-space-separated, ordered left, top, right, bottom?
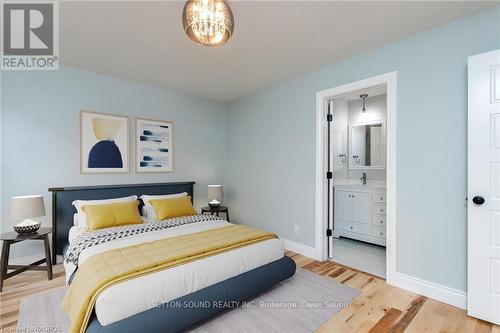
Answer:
68, 225, 85, 244
64, 220, 284, 326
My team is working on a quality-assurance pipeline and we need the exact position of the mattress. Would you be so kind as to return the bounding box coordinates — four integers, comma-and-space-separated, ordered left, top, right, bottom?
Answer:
64, 219, 284, 326
85, 257, 297, 333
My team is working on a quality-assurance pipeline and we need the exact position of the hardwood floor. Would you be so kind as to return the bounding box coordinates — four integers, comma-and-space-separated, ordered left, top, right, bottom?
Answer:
288, 251, 500, 333
0, 253, 498, 332
0, 264, 65, 331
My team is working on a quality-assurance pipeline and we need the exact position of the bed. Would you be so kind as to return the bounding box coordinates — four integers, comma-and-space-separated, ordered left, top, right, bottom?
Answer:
48, 182, 296, 333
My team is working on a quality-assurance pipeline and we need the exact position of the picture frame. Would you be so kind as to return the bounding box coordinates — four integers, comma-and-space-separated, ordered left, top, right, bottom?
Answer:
136, 118, 174, 173
80, 110, 129, 174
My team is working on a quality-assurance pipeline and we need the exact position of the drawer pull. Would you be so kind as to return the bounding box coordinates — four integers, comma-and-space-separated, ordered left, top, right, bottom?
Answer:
350, 226, 353, 230
372, 193, 386, 203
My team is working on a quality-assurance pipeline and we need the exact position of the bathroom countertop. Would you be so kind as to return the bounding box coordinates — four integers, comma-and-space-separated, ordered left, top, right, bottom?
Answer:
333, 179, 386, 191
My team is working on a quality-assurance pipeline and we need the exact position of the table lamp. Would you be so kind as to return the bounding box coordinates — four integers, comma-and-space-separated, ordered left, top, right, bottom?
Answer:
207, 185, 223, 208
10, 195, 46, 234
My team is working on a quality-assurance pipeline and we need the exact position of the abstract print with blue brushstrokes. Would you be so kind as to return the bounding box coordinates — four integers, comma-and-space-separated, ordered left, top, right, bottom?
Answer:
88, 140, 123, 168
139, 123, 170, 168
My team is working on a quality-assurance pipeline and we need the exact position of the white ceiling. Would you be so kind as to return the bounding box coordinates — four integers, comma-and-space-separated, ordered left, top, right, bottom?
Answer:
59, 1, 496, 102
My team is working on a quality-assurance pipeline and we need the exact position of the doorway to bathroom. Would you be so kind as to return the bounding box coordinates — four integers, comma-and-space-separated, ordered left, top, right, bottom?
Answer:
328, 86, 387, 277
315, 72, 397, 282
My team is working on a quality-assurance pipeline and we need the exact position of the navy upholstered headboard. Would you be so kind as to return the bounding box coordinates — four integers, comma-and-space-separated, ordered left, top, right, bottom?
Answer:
48, 182, 195, 262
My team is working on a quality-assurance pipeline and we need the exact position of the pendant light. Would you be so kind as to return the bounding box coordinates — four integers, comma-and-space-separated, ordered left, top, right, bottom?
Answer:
182, 0, 234, 47
360, 94, 368, 113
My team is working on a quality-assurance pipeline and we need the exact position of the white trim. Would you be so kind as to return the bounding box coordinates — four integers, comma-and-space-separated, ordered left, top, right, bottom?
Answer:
315, 71, 398, 282
281, 238, 321, 261
393, 272, 467, 309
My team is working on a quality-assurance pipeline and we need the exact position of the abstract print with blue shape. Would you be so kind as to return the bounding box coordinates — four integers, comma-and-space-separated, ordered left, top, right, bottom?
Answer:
138, 121, 170, 170
88, 116, 124, 169
88, 140, 123, 168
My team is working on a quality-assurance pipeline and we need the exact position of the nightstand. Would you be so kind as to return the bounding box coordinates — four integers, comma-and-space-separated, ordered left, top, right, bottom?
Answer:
0, 227, 53, 292
201, 206, 230, 222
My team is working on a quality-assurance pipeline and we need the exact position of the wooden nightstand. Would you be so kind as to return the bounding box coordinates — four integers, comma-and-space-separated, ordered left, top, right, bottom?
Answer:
201, 206, 230, 222
0, 227, 53, 292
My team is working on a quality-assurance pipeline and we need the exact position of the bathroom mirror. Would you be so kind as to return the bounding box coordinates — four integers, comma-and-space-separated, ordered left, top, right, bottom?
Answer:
349, 120, 386, 169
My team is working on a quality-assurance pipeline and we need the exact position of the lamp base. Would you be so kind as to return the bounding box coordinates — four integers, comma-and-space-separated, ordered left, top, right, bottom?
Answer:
14, 219, 41, 234
208, 203, 221, 209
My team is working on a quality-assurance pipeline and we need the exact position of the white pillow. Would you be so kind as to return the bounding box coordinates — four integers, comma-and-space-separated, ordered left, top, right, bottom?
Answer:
72, 195, 138, 228
140, 192, 188, 220
68, 225, 86, 243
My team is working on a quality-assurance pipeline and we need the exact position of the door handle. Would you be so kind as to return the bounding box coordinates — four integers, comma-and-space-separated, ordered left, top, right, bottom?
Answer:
472, 196, 485, 206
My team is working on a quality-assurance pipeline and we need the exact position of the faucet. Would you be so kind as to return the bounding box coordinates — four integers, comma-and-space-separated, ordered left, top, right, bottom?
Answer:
360, 172, 367, 185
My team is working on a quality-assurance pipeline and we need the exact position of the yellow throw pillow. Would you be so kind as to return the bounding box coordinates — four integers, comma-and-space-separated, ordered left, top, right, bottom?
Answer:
149, 196, 197, 221
82, 200, 143, 230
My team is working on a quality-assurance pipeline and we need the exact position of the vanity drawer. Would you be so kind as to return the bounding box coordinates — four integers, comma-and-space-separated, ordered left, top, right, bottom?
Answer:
372, 204, 386, 216
372, 226, 386, 239
336, 221, 371, 236
372, 193, 386, 204
372, 216, 386, 227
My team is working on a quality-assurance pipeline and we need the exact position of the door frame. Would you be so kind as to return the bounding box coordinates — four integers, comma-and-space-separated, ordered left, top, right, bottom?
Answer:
314, 71, 398, 284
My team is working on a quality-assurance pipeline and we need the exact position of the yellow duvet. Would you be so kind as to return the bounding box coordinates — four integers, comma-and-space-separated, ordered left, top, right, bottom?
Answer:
61, 224, 277, 333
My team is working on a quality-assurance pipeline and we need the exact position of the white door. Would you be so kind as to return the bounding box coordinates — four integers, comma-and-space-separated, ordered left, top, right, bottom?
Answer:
336, 191, 353, 220
327, 101, 334, 258
468, 49, 500, 325
352, 192, 371, 223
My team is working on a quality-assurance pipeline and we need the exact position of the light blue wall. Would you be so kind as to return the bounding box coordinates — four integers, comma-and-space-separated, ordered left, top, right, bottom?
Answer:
1, 66, 226, 259
1, 5, 499, 290
225, 6, 500, 291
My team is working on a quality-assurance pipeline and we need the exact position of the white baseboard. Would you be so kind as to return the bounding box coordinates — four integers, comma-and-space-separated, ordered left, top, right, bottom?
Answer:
8, 254, 45, 265
392, 272, 467, 309
281, 238, 322, 261
281, 237, 467, 309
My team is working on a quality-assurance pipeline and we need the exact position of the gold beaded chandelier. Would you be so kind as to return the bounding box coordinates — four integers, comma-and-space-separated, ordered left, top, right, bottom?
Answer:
182, 0, 234, 47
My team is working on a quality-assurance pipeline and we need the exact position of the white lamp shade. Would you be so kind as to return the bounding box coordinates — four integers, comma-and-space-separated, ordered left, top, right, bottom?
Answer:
207, 185, 223, 203
10, 195, 46, 220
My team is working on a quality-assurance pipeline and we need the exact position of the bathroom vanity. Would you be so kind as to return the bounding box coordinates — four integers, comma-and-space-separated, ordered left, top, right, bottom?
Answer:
333, 180, 386, 246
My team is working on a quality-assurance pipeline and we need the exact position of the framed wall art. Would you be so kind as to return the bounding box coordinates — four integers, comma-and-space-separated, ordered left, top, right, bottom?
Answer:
80, 111, 129, 174
136, 118, 174, 173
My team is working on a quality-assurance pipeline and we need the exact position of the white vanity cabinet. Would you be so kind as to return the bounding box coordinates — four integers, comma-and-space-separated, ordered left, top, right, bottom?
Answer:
336, 191, 371, 223
333, 184, 386, 246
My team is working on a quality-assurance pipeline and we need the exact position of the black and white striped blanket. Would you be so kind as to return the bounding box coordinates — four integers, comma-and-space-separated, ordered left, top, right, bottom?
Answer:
65, 214, 223, 266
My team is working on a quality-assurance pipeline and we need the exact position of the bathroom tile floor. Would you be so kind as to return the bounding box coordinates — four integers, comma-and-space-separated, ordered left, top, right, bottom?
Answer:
331, 237, 386, 278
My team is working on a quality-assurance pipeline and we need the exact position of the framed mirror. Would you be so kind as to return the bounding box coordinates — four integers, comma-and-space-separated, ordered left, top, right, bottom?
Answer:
349, 120, 386, 169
